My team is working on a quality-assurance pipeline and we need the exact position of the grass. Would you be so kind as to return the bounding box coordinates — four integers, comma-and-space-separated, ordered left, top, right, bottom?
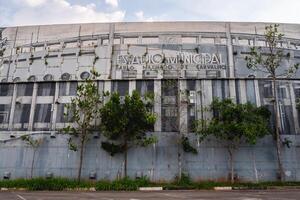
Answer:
0, 177, 300, 191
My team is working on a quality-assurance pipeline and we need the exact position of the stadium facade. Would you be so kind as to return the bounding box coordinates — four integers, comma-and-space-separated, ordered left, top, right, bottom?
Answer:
0, 22, 300, 181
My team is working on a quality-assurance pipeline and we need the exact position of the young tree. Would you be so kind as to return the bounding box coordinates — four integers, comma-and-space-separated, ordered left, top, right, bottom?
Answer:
245, 24, 299, 181
21, 135, 44, 179
195, 98, 271, 183
63, 70, 102, 182
100, 90, 157, 177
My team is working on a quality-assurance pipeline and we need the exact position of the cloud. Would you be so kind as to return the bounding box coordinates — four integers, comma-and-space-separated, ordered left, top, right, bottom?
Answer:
168, 0, 300, 23
23, 0, 47, 7
2, 0, 125, 26
134, 10, 168, 22
134, 11, 154, 22
105, 0, 118, 7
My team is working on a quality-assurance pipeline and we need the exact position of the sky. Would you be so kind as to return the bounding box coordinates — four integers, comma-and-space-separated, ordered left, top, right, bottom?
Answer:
0, 0, 300, 26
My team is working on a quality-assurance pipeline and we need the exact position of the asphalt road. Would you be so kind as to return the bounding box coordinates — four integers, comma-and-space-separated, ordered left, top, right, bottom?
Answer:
1, 190, 300, 200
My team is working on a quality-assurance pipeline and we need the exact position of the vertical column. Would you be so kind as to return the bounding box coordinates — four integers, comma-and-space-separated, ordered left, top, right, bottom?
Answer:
226, 23, 236, 102
195, 80, 202, 120
28, 83, 38, 131
104, 81, 112, 105
154, 80, 161, 132
138, 36, 142, 44
104, 80, 111, 93
51, 82, 59, 131
289, 82, 300, 134
108, 23, 115, 79
196, 35, 202, 44
120, 36, 124, 45
239, 80, 247, 104
179, 80, 188, 134
129, 80, 136, 95
254, 80, 261, 107
8, 84, 17, 130
201, 80, 213, 120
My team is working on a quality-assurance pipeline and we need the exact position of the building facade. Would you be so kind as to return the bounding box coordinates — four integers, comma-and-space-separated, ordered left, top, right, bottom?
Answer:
0, 22, 300, 181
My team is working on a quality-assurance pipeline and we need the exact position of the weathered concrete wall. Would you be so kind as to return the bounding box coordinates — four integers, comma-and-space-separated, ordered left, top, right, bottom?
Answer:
0, 133, 299, 182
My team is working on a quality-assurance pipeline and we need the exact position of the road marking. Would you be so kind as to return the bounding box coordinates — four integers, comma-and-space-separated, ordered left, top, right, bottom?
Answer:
16, 194, 27, 200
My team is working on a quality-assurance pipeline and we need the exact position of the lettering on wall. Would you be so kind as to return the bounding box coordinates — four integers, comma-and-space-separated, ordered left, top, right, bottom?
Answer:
116, 52, 227, 71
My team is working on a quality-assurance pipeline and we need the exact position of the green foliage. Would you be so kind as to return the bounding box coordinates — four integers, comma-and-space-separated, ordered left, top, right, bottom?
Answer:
196, 98, 271, 148
181, 136, 197, 154
0, 178, 93, 191
175, 173, 192, 186
67, 138, 78, 152
101, 142, 124, 156
21, 135, 43, 148
95, 177, 151, 191
195, 98, 271, 183
245, 24, 299, 78
282, 138, 292, 148
62, 70, 103, 181
62, 69, 102, 147
1, 178, 300, 191
244, 24, 298, 181
100, 90, 157, 155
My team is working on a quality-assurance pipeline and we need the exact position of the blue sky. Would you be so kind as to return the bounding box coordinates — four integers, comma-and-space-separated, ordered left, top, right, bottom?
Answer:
1, 0, 300, 26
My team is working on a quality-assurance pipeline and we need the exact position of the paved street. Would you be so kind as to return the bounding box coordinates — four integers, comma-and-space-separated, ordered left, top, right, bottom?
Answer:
0, 190, 300, 200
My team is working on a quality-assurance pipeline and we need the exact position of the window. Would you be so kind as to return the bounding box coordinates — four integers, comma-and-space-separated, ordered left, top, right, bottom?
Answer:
0, 84, 13, 96
136, 80, 154, 96
61, 73, 71, 81
80, 71, 90, 80
263, 83, 273, 98
182, 37, 197, 44
278, 86, 287, 99
112, 81, 129, 96
142, 37, 159, 44
59, 82, 77, 96
162, 80, 178, 132
124, 37, 138, 44
246, 80, 256, 104
0, 104, 10, 124
13, 104, 31, 130
113, 38, 121, 44
56, 103, 73, 123
201, 37, 215, 44
37, 83, 55, 96
17, 83, 33, 96
59, 82, 67, 96
34, 104, 52, 123
212, 80, 229, 99
69, 82, 78, 96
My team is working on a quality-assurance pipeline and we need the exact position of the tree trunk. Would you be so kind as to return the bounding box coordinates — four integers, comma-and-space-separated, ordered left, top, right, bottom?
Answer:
78, 137, 85, 182
124, 141, 128, 178
30, 149, 36, 179
228, 148, 234, 183
272, 78, 284, 181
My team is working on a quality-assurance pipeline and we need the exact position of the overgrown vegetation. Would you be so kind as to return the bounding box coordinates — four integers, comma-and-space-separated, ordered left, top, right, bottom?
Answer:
195, 98, 271, 183
1, 177, 300, 191
100, 90, 157, 177
62, 70, 103, 182
245, 24, 300, 181
21, 135, 44, 179
181, 136, 197, 154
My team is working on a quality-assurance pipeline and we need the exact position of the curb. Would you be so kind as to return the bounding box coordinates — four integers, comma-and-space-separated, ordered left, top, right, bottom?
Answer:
139, 187, 163, 191
213, 187, 232, 191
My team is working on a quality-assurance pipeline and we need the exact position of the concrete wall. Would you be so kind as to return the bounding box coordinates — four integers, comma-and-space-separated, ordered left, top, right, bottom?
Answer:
0, 133, 299, 182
